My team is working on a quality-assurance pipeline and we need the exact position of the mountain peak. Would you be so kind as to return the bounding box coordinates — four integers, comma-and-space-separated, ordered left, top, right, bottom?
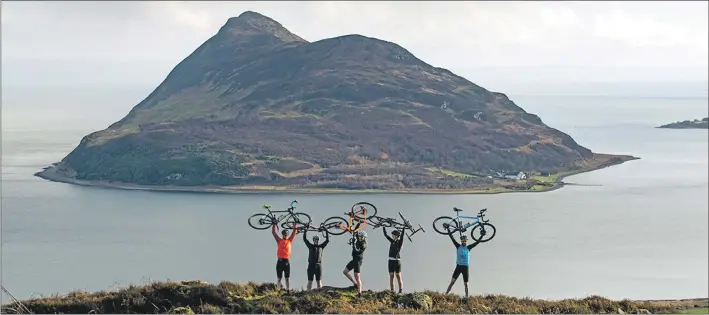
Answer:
219, 11, 307, 43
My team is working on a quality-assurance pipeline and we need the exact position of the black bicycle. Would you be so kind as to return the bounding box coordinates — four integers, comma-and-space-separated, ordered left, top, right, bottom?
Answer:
432, 207, 496, 242
368, 212, 425, 242
280, 219, 344, 237
321, 201, 378, 236
247, 200, 312, 230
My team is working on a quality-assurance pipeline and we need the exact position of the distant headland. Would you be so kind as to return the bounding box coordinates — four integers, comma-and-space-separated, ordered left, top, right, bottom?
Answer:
657, 118, 709, 129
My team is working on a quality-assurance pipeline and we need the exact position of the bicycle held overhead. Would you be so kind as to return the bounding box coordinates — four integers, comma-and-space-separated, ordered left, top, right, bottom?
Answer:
432, 207, 497, 242
248, 200, 312, 231
368, 212, 425, 242
322, 201, 378, 237
297, 221, 336, 238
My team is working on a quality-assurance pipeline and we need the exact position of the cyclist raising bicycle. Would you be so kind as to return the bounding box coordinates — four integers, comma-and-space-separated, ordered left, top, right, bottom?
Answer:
271, 224, 297, 291
383, 227, 405, 293
445, 233, 481, 297
303, 230, 329, 290
343, 223, 367, 293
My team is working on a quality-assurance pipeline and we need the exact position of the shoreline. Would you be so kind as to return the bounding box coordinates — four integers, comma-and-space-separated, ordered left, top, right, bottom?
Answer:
34, 154, 639, 196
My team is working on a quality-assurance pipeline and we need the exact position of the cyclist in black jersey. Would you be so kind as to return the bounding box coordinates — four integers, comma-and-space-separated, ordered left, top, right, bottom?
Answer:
342, 222, 367, 293
303, 230, 329, 290
383, 227, 405, 293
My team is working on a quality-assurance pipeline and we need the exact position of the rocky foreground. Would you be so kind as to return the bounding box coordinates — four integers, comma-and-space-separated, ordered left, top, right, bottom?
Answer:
2, 281, 707, 314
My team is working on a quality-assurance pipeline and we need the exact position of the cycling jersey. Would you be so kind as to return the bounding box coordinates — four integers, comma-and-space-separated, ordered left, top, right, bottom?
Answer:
456, 246, 470, 266
351, 238, 367, 261
303, 232, 329, 264
449, 233, 477, 266
273, 225, 297, 259
277, 239, 293, 259
383, 227, 405, 259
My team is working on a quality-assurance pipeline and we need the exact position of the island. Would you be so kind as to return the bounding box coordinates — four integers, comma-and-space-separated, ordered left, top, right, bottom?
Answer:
657, 118, 709, 129
34, 11, 638, 194
2, 280, 707, 314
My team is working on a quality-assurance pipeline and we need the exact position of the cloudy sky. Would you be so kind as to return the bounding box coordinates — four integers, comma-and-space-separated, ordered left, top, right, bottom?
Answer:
2, 1, 708, 94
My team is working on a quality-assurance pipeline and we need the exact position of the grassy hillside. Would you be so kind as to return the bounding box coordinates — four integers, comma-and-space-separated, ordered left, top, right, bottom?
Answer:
3, 281, 707, 314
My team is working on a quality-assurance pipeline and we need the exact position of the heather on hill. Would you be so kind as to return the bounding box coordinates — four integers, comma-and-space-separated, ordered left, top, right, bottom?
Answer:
3, 281, 706, 314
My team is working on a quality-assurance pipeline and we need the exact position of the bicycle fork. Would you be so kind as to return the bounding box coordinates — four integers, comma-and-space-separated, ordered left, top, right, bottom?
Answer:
407, 224, 425, 239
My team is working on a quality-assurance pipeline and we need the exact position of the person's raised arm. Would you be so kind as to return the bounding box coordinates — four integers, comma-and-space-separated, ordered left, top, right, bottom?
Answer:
303, 229, 312, 248
272, 224, 281, 242
321, 232, 330, 248
383, 227, 394, 242
448, 233, 460, 248
398, 228, 405, 247
289, 226, 298, 240
467, 240, 481, 250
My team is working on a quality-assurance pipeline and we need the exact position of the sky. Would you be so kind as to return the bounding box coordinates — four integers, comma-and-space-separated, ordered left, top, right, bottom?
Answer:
1, 1, 708, 94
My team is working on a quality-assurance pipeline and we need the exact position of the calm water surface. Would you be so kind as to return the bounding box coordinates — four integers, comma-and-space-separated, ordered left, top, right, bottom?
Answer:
2, 93, 707, 302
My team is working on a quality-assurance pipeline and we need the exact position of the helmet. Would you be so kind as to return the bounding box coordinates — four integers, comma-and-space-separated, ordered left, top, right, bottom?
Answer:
313, 235, 320, 242
356, 231, 367, 239
391, 230, 401, 237
460, 235, 468, 241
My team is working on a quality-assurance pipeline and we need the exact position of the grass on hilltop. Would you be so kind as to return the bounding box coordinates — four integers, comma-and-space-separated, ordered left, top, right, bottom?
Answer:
2, 280, 706, 314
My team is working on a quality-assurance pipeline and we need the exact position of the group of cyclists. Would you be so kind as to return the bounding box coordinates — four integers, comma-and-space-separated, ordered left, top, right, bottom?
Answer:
269, 221, 482, 296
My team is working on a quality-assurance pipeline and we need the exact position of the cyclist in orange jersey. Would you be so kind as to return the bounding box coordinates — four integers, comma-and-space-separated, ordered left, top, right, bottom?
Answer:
272, 224, 297, 291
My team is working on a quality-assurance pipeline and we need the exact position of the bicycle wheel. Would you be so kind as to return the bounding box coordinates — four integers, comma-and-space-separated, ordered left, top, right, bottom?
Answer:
248, 213, 273, 230
292, 212, 312, 230
432, 216, 458, 235
319, 228, 329, 238
470, 223, 497, 242
323, 216, 349, 235
280, 221, 296, 230
368, 216, 384, 228
351, 202, 377, 220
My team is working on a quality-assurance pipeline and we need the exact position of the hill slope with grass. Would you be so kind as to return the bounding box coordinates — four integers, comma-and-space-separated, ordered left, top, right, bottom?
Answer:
3, 281, 707, 314
36, 11, 637, 193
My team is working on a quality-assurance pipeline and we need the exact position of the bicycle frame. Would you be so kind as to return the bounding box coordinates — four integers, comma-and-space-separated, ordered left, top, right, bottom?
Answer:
260, 200, 300, 225
341, 206, 368, 233
303, 222, 329, 237
446, 215, 484, 236
368, 213, 425, 241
